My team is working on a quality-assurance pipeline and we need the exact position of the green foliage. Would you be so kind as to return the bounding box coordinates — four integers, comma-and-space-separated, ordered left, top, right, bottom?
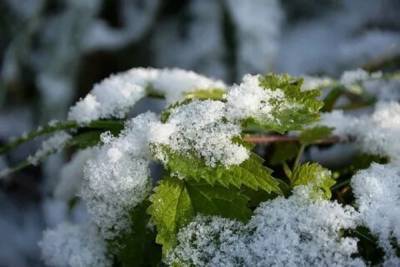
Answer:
159, 146, 282, 194
252, 73, 324, 133
291, 162, 336, 199
299, 126, 333, 145
148, 176, 251, 256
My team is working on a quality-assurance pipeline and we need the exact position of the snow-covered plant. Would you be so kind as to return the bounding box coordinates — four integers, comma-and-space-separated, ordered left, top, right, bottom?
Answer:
1, 67, 400, 266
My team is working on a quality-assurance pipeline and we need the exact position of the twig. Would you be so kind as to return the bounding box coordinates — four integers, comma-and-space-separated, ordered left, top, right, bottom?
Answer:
243, 134, 341, 145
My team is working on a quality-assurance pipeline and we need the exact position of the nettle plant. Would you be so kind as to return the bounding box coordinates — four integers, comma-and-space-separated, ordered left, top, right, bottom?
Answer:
1, 68, 400, 266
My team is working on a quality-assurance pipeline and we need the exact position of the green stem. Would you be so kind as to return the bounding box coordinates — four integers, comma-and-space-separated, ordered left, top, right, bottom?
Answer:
0, 121, 77, 155
0, 119, 124, 156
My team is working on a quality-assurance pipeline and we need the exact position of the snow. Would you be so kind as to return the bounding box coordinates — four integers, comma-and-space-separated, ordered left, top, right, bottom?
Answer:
169, 187, 363, 266
320, 101, 400, 162
79, 112, 157, 239
68, 68, 226, 124
352, 163, 400, 263
150, 100, 249, 167
39, 222, 111, 267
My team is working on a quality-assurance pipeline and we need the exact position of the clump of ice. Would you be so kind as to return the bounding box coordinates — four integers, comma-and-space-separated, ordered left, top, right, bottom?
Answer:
352, 163, 400, 264
39, 222, 111, 267
169, 187, 363, 266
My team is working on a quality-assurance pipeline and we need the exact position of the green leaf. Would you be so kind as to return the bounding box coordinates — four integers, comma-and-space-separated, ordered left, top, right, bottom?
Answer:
299, 126, 333, 145
159, 146, 282, 194
148, 177, 251, 256
291, 162, 336, 199
111, 202, 161, 267
147, 177, 194, 255
248, 73, 323, 133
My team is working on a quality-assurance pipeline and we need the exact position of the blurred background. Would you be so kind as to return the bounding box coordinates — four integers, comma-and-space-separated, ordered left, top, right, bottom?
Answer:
0, 0, 399, 266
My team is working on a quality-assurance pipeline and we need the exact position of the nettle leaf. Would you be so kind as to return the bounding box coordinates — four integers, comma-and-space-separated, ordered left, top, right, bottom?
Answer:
148, 177, 251, 256
291, 162, 336, 199
252, 73, 323, 133
299, 126, 333, 145
147, 177, 194, 256
160, 146, 282, 194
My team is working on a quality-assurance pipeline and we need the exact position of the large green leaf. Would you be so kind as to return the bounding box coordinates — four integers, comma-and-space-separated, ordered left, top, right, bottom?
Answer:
148, 177, 251, 256
159, 146, 282, 194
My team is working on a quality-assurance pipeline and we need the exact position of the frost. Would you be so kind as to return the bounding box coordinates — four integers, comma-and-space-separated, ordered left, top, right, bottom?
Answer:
169, 187, 363, 266
39, 222, 111, 267
28, 132, 72, 166
150, 100, 249, 167
352, 163, 400, 262
68, 68, 226, 124
80, 113, 157, 239
225, 74, 285, 122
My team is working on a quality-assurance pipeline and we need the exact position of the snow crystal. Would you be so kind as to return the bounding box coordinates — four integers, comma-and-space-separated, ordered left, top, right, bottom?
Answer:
149, 100, 249, 167
225, 74, 285, 122
68, 68, 226, 124
80, 113, 157, 239
301, 75, 333, 91
28, 132, 72, 166
169, 187, 363, 266
39, 222, 111, 267
352, 163, 400, 261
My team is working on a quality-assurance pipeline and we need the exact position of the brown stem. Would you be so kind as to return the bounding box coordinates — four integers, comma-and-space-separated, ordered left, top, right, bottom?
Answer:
243, 134, 341, 145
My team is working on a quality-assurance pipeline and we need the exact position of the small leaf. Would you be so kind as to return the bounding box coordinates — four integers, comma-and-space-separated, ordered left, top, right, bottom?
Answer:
299, 126, 333, 145
291, 162, 336, 199
147, 177, 194, 255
